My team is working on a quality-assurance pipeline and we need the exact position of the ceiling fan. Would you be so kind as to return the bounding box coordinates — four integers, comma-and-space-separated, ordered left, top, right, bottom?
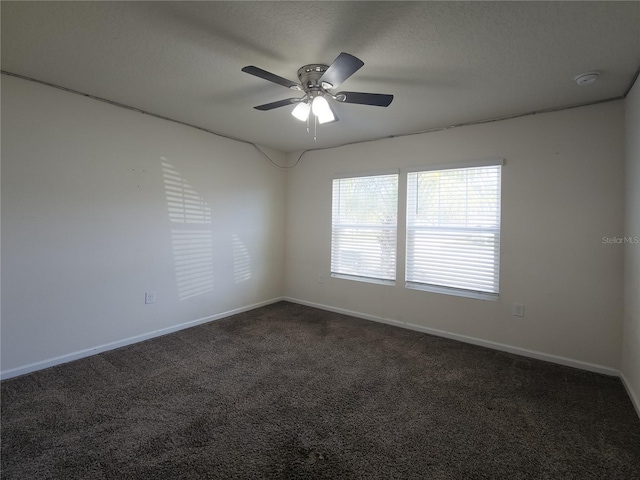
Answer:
241, 52, 393, 125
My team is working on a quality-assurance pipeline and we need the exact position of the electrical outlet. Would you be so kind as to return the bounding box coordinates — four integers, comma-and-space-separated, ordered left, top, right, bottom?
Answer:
318, 274, 324, 284
145, 291, 156, 304
512, 304, 525, 317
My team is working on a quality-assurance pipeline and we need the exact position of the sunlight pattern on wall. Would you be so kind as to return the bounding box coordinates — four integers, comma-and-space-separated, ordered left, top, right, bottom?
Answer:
232, 234, 252, 284
171, 229, 214, 300
162, 158, 214, 300
162, 161, 212, 224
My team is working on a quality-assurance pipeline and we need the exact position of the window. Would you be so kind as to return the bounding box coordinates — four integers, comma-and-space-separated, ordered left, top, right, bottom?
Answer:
331, 173, 398, 284
406, 163, 502, 299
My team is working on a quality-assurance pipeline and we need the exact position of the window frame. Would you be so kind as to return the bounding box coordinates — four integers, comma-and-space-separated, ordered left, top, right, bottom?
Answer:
404, 159, 504, 301
330, 170, 399, 285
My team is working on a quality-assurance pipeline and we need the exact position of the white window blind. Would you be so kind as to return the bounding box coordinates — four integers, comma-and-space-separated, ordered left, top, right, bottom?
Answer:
331, 174, 398, 283
406, 165, 501, 297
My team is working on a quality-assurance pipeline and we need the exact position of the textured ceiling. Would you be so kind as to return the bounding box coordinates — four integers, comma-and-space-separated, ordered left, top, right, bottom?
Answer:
2, 1, 639, 153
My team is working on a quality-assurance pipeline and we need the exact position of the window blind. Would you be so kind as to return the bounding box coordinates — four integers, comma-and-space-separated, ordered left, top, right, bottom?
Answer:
331, 174, 398, 282
406, 165, 501, 296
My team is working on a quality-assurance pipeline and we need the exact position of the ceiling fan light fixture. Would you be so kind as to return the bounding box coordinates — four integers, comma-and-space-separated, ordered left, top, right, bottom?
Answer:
291, 102, 310, 121
312, 95, 334, 123
317, 107, 337, 124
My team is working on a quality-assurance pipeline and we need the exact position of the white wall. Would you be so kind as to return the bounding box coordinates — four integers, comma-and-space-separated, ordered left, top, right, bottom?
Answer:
1, 76, 286, 375
623, 78, 640, 412
285, 101, 625, 371
1, 73, 631, 385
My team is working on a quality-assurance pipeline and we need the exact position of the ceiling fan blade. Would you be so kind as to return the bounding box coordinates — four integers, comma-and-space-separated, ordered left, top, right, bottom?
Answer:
242, 66, 300, 89
253, 98, 302, 111
319, 52, 364, 89
337, 92, 394, 107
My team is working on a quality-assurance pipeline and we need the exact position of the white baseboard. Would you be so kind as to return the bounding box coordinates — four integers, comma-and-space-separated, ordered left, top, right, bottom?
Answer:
0, 297, 285, 381
284, 297, 620, 377
4, 295, 629, 404
620, 371, 640, 419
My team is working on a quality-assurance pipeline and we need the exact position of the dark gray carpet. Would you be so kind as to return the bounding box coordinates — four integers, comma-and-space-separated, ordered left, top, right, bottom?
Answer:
2, 301, 640, 479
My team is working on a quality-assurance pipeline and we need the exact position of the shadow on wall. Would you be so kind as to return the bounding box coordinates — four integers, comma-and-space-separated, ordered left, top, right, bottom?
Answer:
162, 158, 214, 300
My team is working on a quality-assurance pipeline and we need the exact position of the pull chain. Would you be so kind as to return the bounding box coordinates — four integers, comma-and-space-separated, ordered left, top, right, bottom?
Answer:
313, 114, 317, 142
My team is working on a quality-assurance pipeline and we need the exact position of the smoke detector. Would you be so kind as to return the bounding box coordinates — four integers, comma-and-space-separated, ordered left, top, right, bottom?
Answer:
574, 71, 600, 86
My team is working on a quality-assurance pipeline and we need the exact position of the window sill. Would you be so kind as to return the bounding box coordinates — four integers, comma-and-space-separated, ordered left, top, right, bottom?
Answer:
331, 273, 396, 287
405, 282, 498, 301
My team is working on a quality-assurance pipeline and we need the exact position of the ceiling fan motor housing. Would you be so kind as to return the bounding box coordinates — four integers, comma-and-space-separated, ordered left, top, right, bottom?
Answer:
297, 64, 329, 97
